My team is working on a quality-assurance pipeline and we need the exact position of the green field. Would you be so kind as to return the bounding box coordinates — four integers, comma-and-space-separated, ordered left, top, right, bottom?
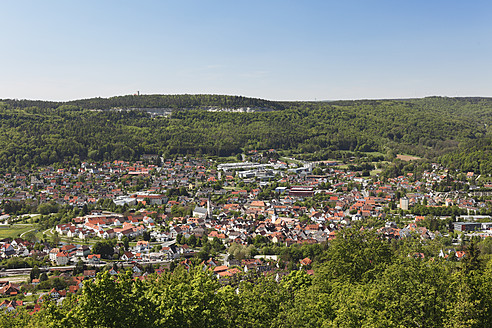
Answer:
370, 169, 383, 176
0, 224, 36, 239
279, 157, 304, 165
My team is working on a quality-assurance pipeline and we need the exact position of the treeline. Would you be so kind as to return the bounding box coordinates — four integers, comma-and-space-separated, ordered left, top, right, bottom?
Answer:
1, 94, 286, 111
2, 229, 491, 327
0, 95, 491, 173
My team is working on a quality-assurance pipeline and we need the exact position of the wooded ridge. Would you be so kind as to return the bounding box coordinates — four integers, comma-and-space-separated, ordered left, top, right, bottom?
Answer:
0, 95, 490, 173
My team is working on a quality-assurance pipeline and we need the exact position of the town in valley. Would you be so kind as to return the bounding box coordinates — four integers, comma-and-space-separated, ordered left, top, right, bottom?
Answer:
0, 150, 491, 314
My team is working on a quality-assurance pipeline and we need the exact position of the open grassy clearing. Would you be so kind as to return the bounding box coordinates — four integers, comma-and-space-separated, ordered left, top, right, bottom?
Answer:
279, 157, 304, 165
0, 224, 37, 239
370, 169, 383, 176
397, 154, 421, 161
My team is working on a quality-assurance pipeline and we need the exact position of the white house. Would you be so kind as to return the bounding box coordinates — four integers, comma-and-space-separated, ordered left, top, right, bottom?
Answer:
49, 248, 60, 262
55, 252, 69, 266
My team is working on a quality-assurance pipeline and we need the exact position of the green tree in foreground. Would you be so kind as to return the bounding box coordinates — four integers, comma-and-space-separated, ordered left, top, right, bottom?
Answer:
0, 231, 491, 328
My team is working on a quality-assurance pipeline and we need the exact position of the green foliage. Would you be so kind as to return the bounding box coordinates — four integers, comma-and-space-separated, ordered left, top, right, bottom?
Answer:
68, 271, 154, 327
50, 231, 61, 247
0, 256, 45, 269
166, 187, 190, 197
228, 243, 257, 260
417, 216, 454, 233
37, 277, 69, 291
1, 235, 492, 327
122, 236, 130, 251
1, 200, 38, 215
92, 239, 115, 259
281, 270, 312, 293
63, 94, 285, 111
37, 202, 59, 215
170, 205, 192, 217
40, 272, 48, 282
142, 230, 151, 242
150, 267, 233, 327
30, 265, 40, 281
320, 228, 394, 283
0, 96, 490, 171
440, 136, 492, 175
73, 259, 85, 276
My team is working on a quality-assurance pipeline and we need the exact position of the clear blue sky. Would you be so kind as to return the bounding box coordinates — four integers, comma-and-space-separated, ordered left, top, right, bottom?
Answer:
1, 0, 491, 101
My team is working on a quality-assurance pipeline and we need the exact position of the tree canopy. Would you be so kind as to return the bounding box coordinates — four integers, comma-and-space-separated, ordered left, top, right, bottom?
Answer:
2, 229, 492, 327
0, 95, 491, 173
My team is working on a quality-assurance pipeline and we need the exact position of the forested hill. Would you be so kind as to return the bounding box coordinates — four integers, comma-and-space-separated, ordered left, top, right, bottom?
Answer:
334, 96, 492, 124
0, 94, 286, 111
0, 95, 490, 173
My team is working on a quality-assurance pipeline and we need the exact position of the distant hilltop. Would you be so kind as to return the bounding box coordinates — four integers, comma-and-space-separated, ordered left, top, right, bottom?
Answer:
2, 94, 492, 112
0, 94, 491, 173
0, 94, 287, 112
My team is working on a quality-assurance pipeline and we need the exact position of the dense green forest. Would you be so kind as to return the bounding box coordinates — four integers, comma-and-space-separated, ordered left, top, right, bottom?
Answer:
0, 94, 286, 111
2, 229, 492, 327
0, 95, 491, 173
440, 136, 492, 175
